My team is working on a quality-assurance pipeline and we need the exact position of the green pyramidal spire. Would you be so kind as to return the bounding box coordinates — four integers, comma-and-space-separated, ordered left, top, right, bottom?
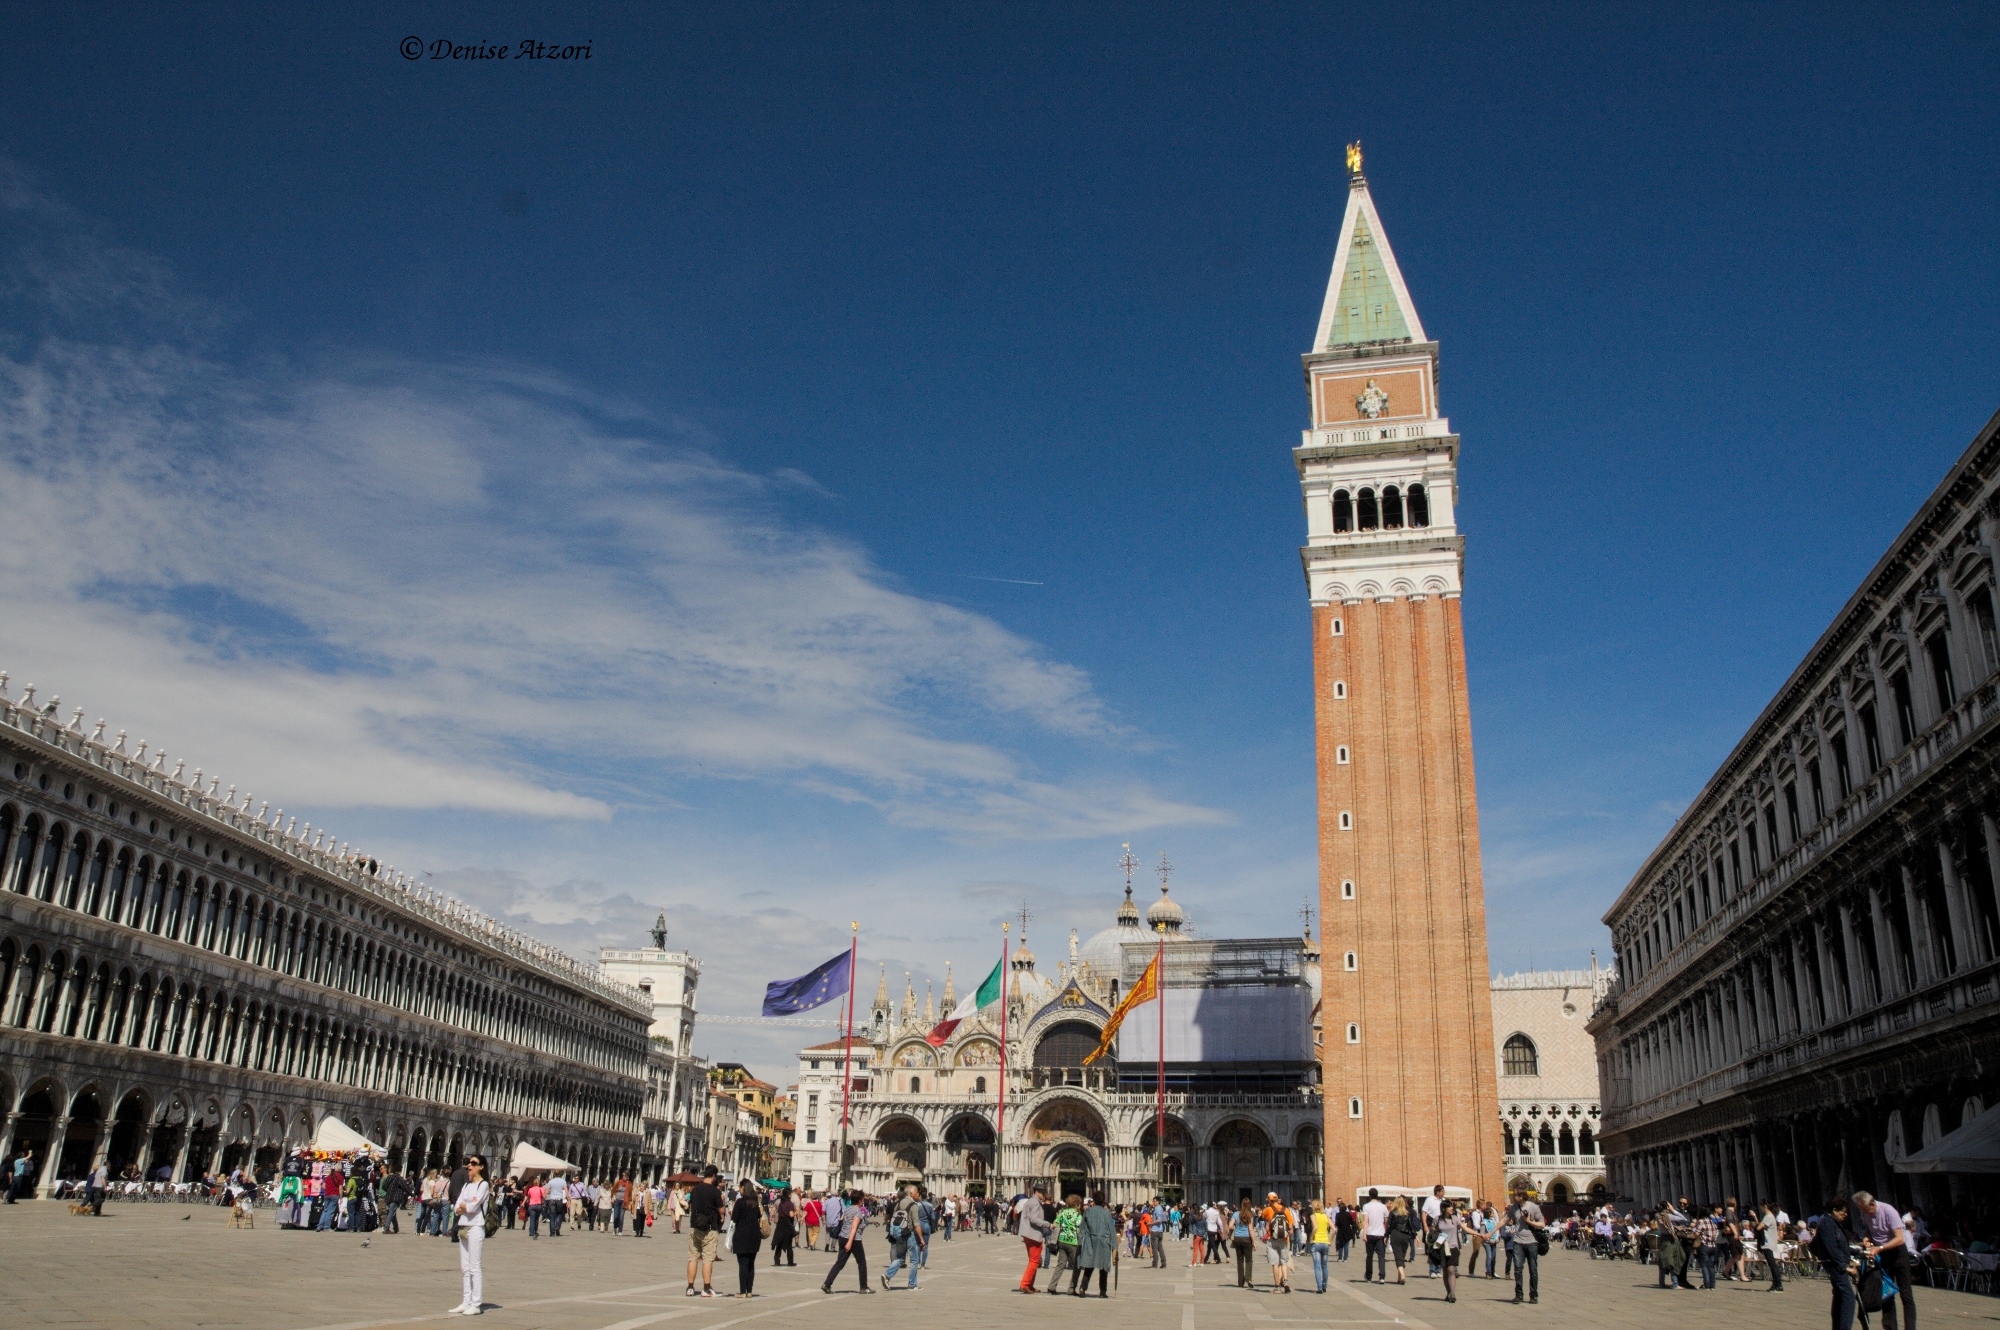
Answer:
1314, 162, 1426, 351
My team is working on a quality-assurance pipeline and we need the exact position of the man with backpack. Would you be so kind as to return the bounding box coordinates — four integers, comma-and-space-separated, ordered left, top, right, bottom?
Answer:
880, 1183, 927, 1290
1507, 1191, 1545, 1305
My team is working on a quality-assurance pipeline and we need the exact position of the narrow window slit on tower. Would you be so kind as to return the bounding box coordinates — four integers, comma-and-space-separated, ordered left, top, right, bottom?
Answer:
1333, 680, 1347, 699
1341, 880, 1355, 899
1336, 746, 1349, 764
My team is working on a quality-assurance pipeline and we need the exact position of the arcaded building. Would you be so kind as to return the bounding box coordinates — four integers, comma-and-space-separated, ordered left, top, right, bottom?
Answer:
1297, 147, 1505, 1203
1590, 407, 2000, 1215
0, 678, 653, 1192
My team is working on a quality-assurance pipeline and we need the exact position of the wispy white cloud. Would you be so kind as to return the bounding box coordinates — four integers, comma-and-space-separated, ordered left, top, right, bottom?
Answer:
0, 163, 1227, 843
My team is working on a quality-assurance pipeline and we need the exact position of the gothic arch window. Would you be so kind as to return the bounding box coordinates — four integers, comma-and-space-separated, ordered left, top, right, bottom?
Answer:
1382, 485, 1404, 529
1357, 488, 1379, 531
1503, 1124, 1516, 1154
1408, 483, 1430, 527
1333, 490, 1353, 533
1502, 1033, 1538, 1076
1558, 1123, 1575, 1155
1537, 1124, 1556, 1156
1578, 1124, 1596, 1156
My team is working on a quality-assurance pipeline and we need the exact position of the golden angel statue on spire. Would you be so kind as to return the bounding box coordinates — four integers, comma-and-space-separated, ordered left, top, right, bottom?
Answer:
1346, 141, 1363, 175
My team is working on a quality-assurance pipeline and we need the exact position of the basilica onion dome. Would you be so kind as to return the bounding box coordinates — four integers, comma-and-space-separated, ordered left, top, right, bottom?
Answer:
1146, 880, 1185, 933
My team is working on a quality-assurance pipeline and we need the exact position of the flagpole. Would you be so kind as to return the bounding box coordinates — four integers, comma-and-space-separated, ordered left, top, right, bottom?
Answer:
1155, 924, 1166, 1201
995, 921, 1009, 1201
837, 922, 858, 1192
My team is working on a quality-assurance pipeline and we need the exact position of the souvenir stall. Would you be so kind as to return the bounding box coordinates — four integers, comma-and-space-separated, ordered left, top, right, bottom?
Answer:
277, 1118, 388, 1231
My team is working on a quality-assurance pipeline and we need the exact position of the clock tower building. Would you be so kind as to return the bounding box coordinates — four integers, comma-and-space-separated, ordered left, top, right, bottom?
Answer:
1300, 148, 1504, 1204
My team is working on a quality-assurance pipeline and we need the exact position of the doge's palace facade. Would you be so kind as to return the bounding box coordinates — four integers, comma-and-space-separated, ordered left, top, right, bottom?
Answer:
0, 676, 652, 1195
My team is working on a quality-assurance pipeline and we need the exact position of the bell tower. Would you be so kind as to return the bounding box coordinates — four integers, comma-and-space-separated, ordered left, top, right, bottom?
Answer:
1300, 145, 1504, 1203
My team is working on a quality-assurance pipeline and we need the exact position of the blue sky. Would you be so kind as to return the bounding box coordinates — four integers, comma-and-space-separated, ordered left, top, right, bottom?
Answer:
3, 3, 1996, 1082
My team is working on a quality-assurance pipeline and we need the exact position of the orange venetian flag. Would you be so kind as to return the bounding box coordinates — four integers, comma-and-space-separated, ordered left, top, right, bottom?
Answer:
1083, 951, 1160, 1064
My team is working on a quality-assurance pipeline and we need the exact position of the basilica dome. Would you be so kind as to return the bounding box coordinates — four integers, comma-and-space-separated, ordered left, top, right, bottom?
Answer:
1007, 933, 1059, 1010
1077, 886, 1152, 976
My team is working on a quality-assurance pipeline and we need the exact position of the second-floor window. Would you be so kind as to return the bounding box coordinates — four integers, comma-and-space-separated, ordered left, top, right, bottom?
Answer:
1891, 672, 1916, 748
1928, 630, 1957, 711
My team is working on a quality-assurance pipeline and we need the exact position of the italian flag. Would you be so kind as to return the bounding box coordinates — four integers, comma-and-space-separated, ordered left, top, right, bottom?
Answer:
924, 957, 1003, 1046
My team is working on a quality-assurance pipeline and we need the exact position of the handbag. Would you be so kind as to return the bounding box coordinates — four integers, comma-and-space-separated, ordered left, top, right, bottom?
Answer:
759, 1210, 773, 1238
1858, 1261, 1888, 1312
1535, 1226, 1550, 1257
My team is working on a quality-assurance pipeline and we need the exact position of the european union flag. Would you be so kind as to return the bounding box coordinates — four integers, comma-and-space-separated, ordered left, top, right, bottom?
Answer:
761, 949, 854, 1016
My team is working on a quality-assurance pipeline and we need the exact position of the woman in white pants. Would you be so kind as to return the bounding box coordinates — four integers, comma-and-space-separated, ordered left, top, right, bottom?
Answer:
453, 1156, 490, 1316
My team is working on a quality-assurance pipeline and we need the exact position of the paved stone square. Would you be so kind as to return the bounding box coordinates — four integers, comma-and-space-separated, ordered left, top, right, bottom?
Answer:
7, 1204, 2000, 1330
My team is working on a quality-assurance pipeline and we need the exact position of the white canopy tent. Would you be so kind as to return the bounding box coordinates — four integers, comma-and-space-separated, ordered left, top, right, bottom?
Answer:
312, 1117, 386, 1154
510, 1141, 577, 1175
1896, 1109, 2000, 1174
1354, 1184, 1474, 1204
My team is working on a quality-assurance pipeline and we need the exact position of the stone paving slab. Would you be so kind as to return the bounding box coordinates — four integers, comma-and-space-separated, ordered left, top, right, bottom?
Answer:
5, 1204, 2000, 1330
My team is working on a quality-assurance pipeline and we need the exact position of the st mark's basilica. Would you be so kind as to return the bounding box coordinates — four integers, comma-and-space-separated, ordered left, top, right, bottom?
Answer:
791, 870, 1325, 1206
